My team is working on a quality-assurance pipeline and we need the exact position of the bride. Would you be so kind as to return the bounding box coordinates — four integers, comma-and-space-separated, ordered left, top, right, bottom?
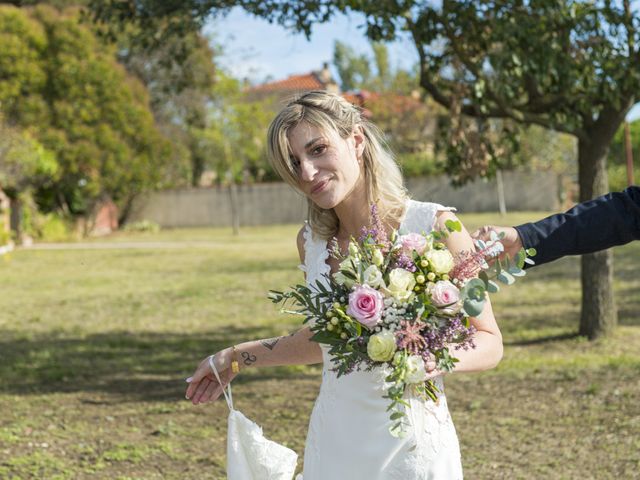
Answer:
185, 91, 502, 479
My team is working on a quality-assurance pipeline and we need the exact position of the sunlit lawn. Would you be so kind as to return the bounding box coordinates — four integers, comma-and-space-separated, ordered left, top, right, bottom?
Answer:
1, 212, 638, 479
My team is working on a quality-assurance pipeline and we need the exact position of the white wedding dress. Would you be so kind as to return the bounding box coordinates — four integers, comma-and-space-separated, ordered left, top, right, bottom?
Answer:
297, 199, 463, 480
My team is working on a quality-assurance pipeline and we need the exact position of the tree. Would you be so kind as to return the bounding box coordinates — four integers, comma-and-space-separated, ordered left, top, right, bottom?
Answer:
117, 29, 219, 187
391, 1, 638, 339
83, 1, 639, 339
0, 117, 59, 241
333, 40, 372, 91
0, 5, 173, 224
371, 41, 391, 90
207, 70, 275, 180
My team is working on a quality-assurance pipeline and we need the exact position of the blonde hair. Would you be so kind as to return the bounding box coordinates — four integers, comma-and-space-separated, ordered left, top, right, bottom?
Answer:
267, 90, 408, 239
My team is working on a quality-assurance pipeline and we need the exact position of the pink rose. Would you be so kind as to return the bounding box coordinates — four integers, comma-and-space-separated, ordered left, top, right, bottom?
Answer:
431, 280, 460, 308
400, 233, 428, 256
347, 285, 384, 328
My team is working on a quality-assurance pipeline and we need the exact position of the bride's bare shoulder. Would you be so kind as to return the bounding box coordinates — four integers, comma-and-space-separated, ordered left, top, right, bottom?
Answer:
296, 223, 308, 264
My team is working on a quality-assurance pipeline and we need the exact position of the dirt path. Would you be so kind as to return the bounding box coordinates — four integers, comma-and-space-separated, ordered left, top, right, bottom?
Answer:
22, 241, 223, 250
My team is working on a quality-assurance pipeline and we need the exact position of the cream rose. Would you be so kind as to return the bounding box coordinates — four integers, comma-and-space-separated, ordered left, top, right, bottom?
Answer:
367, 330, 397, 362
426, 249, 454, 274
405, 355, 428, 384
386, 268, 416, 301
363, 265, 385, 289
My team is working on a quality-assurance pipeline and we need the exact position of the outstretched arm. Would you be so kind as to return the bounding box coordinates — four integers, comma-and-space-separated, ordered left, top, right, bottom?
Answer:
185, 225, 322, 405
472, 186, 640, 267
514, 186, 640, 266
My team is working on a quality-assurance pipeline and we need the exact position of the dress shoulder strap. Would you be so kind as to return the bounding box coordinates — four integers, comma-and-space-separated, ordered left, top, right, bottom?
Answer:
298, 222, 330, 286
402, 199, 457, 235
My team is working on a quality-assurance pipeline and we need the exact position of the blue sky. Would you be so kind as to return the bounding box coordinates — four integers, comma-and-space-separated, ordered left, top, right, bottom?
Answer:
206, 7, 640, 121
204, 7, 417, 83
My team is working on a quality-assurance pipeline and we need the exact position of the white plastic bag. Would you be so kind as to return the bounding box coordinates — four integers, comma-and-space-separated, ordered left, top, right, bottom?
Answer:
209, 356, 299, 480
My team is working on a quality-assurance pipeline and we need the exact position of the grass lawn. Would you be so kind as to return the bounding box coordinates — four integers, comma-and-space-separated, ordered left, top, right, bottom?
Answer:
0, 212, 638, 479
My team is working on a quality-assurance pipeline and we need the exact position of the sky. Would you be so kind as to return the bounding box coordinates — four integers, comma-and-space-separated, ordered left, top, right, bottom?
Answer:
206, 7, 640, 122
204, 7, 418, 84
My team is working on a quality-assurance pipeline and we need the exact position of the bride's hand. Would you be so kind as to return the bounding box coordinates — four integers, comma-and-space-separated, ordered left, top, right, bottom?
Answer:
185, 347, 238, 405
424, 354, 441, 380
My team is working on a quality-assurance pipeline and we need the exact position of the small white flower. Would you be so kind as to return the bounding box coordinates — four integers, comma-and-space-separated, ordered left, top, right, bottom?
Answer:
372, 248, 384, 267
405, 355, 428, 384
363, 265, 385, 289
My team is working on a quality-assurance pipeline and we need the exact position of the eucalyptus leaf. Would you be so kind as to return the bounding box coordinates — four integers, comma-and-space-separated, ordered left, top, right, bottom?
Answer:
497, 271, 515, 285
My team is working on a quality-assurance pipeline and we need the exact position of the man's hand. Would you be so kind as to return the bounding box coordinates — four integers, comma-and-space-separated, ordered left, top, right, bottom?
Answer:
471, 225, 523, 261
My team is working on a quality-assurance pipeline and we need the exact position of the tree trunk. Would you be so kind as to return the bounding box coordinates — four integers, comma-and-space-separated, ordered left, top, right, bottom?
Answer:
577, 135, 617, 339
9, 196, 22, 244
229, 181, 240, 236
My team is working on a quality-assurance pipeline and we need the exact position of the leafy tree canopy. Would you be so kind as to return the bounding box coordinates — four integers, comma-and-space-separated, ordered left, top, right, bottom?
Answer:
0, 5, 173, 217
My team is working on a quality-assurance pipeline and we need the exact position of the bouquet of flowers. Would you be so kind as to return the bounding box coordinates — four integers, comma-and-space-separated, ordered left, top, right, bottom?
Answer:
269, 206, 535, 436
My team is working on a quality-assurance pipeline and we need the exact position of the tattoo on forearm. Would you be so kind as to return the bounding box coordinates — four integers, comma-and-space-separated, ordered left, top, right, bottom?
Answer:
241, 352, 257, 365
261, 337, 280, 350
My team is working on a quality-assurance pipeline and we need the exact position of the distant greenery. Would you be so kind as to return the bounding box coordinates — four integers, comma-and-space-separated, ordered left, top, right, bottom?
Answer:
608, 119, 640, 192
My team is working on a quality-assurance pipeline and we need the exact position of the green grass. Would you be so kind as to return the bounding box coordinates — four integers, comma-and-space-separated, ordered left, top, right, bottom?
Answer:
1, 213, 639, 479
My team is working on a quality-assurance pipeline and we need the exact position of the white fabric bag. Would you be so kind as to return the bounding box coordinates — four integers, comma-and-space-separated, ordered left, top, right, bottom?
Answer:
208, 356, 299, 480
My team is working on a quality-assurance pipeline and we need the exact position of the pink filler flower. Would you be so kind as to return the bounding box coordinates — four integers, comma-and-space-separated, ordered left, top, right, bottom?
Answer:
347, 285, 384, 328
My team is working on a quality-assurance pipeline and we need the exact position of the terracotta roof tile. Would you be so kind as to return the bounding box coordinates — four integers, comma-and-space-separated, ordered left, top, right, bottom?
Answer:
250, 73, 325, 92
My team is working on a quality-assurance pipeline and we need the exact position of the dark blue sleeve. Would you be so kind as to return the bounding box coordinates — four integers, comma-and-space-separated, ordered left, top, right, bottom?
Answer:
514, 186, 640, 267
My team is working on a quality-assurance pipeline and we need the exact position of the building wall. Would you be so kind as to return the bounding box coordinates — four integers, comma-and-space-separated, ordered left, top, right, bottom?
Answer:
128, 170, 560, 228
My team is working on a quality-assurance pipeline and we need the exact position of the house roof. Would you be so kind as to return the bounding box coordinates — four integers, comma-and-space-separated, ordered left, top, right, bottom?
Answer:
250, 73, 325, 93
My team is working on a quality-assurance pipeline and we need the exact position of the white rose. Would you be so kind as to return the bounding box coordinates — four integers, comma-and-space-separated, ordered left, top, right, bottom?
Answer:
363, 265, 385, 289
367, 330, 397, 362
426, 249, 454, 274
372, 248, 384, 267
385, 268, 416, 302
405, 355, 428, 384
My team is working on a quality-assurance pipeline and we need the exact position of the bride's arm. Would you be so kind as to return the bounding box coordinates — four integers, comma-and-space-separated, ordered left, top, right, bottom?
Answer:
186, 226, 323, 404
427, 211, 503, 377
